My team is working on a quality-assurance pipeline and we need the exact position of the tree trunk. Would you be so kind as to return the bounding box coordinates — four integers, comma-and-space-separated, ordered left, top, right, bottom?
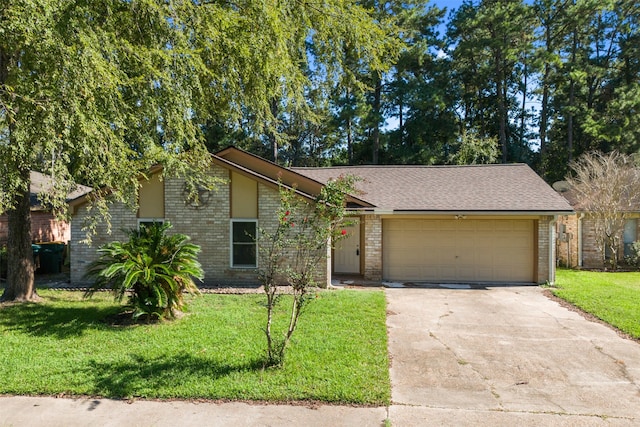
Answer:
269, 98, 279, 163
1, 168, 38, 302
496, 59, 508, 163
539, 64, 550, 174
371, 73, 382, 165
346, 88, 353, 164
520, 58, 527, 148
567, 29, 577, 163
398, 75, 404, 147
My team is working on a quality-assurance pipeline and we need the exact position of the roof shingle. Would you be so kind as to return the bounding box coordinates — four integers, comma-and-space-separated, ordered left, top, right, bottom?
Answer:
292, 164, 573, 212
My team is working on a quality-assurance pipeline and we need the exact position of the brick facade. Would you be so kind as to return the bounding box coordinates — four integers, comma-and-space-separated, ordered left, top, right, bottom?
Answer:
70, 158, 559, 286
70, 165, 329, 287
556, 214, 580, 268
0, 211, 70, 246
557, 214, 640, 268
362, 215, 382, 281
537, 217, 551, 283
70, 199, 137, 284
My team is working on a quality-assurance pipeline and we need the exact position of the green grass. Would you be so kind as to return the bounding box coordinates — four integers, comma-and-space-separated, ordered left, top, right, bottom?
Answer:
0, 289, 390, 404
554, 269, 640, 339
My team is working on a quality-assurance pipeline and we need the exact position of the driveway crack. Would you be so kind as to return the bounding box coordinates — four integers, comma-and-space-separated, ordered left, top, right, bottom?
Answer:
429, 331, 505, 411
592, 341, 640, 393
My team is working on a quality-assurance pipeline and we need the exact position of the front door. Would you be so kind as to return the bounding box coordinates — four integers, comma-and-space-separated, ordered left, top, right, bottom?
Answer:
334, 218, 360, 274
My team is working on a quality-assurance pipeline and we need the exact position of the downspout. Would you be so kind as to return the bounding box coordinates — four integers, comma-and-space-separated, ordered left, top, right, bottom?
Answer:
549, 215, 558, 285
577, 213, 585, 267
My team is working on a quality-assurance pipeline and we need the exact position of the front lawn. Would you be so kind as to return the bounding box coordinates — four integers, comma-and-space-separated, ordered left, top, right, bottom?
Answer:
0, 289, 390, 404
554, 269, 640, 339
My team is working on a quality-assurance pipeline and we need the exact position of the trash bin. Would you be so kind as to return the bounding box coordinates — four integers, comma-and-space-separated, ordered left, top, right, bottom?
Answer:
38, 242, 65, 274
31, 244, 41, 271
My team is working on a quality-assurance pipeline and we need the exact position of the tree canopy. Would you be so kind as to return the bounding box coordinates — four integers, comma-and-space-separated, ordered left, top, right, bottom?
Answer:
204, 0, 640, 177
0, 0, 394, 301
3, 0, 640, 299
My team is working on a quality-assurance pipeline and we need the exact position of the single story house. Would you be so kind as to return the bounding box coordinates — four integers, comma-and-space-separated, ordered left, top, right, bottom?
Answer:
554, 182, 640, 268
0, 171, 91, 246
69, 147, 572, 286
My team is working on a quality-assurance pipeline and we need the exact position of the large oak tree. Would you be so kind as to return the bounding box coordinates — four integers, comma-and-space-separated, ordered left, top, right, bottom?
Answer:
0, 0, 391, 302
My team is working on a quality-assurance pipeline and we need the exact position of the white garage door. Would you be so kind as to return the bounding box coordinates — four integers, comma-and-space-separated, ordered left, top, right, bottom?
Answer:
383, 219, 534, 283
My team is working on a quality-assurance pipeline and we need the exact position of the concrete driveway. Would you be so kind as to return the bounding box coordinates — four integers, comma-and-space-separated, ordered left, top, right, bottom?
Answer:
386, 285, 640, 426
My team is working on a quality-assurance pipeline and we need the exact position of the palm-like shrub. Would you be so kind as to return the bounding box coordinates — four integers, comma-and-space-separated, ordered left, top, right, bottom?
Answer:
85, 222, 203, 320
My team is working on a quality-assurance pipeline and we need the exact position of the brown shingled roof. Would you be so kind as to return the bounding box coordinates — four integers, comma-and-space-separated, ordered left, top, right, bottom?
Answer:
30, 171, 93, 210
292, 164, 573, 213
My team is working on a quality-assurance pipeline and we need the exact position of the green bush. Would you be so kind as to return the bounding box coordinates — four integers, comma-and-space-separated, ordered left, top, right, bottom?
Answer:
84, 222, 203, 320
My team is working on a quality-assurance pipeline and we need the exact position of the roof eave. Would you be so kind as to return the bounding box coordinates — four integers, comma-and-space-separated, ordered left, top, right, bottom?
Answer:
347, 209, 575, 216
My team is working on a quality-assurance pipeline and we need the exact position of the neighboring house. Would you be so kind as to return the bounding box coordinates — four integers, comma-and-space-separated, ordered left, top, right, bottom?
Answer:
69, 147, 573, 286
555, 182, 640, 268
0, 171, 91, 246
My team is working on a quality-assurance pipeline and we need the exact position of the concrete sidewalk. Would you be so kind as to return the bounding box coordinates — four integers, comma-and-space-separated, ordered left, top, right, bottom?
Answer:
0, 397, 388, 427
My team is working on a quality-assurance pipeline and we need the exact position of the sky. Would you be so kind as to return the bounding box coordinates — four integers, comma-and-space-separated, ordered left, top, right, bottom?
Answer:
429, 0, 465, 42
431, 0, 465, 16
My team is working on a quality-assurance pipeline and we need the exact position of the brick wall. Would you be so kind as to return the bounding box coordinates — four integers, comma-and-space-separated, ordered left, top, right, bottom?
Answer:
70, 166, 330, 287
70, 201, 137, 284
164, 167, 250, 285
556, 215, 579, 268
579, 215, 640, 268
556, 214, 640, 269
0, 211, 70, 246
257, 186, 329, 287
580, 217, 602, 267
537, 217, 551, 284
363, 214, 382, 281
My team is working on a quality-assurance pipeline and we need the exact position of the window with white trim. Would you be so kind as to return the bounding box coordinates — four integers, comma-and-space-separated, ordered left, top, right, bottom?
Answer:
231, 220, 257, 268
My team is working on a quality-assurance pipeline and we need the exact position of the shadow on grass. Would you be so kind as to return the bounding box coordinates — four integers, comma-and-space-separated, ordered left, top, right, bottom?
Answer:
87, 353, 267, 399
0, 299, 122, 339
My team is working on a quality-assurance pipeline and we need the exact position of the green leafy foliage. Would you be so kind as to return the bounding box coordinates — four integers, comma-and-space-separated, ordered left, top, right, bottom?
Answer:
0, 0, 395, 301
84, 222, 203, 320
259, 175, 359, 366
448, 131, 499, 165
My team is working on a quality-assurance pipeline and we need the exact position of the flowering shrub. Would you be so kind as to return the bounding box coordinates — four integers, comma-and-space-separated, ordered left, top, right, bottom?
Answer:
259, 175, 358, 366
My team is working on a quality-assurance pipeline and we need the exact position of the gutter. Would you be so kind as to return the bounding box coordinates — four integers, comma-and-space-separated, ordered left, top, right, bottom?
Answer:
549, 215, 558, 285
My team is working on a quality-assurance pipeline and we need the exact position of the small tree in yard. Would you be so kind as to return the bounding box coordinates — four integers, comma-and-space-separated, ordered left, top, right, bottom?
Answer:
259, 176, 358, 367
84, 222, 203, 321
566, 151, 640, 269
